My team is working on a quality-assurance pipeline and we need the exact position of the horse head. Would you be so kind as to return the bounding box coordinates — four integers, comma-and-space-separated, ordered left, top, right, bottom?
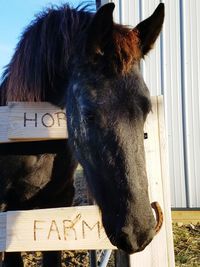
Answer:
67, 3, 164, 253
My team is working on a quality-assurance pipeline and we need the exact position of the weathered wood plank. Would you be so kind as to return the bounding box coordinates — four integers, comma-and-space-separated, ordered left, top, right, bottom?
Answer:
0, 206, 116, 252
0, 107, 9, 143
129, 96, 175, 267
8, 102, 67, 140
172, 210, 200, 224
157, 96, 175, 266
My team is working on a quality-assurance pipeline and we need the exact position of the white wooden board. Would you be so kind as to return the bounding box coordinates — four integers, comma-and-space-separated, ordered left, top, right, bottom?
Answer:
0, 205, 116, 252
8, 102, 67, 141
129, 96, 175, 266
0, 107, 9, 143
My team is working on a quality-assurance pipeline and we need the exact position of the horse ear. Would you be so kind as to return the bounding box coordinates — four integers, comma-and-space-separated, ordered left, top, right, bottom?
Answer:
86, 3, 115, 56
134, 3, 164, 55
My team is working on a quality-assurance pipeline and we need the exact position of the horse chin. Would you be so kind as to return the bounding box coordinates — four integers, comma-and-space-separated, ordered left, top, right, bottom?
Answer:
109, 229, 155, 254
115, 233, 154, 254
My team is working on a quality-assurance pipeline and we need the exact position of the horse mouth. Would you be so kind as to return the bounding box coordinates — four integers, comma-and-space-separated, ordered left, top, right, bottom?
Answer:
151, 201, 163, 234
106, 202, 163, 254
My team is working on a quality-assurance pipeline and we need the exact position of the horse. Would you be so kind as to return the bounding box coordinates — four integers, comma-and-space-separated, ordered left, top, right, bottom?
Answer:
0, 2, 165, 266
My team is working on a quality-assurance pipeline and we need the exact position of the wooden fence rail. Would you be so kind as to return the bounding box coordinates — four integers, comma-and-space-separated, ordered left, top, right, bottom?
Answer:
0, 205, 115, 252
0, 96, 175, 266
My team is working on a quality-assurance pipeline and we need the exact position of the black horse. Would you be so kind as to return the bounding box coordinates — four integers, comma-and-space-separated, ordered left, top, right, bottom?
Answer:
0, 3, 164, 266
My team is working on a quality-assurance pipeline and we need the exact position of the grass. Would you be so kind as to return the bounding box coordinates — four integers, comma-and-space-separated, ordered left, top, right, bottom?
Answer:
173, 223, 200, 267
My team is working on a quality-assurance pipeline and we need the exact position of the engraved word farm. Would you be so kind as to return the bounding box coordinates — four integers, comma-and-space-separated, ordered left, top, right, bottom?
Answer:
33, 213, 105, 242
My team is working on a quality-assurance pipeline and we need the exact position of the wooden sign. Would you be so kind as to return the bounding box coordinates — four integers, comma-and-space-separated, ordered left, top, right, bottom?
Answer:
8, 102, 67, 141
0, 205, 116, 252
0, 107, 9, 143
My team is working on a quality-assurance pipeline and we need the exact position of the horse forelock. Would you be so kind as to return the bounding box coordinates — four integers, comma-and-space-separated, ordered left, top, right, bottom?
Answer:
1, 4, 92, 104
112, 25, 141, 74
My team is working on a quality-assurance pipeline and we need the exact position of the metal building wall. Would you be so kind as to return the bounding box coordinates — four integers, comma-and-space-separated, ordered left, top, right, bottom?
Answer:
101, 0, 200, 208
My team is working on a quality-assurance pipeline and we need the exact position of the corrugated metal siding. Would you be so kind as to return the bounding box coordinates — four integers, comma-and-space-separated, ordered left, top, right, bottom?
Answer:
101, 0, 200, 208
180, 0, 200, 207
163, 0, 186, 207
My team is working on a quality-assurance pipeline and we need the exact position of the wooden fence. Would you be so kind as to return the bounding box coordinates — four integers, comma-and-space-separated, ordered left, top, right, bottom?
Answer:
0, 96, 175, 266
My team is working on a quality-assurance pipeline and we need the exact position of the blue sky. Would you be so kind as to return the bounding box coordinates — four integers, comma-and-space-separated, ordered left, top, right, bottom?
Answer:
0, 0, 93, 76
